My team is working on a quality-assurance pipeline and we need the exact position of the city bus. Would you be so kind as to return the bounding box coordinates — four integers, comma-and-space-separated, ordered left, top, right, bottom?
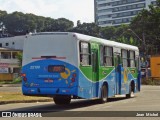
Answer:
21, 32, 141, 105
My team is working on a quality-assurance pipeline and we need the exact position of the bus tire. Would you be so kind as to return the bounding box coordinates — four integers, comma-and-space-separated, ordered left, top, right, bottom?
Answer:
53, 95, 71, 105
100, 85, 108, 103
126, 83, 134, 98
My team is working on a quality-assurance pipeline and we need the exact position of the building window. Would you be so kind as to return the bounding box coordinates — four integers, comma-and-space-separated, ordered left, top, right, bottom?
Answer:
12, 52, 18, 59
12, 42, 15, 45
112, 0, 145, 6
130, 51, 136, 67
122, 49, 128, 67
8, 68, 11, 73
79, 42, 91, 66
13, 68, 20, 73
1, 52, 11, 59
0, 43, 2, 47
104, 46, 113, 66
151, 1, 157, 5
137, 3, 145, 8
6, 43, 9, 46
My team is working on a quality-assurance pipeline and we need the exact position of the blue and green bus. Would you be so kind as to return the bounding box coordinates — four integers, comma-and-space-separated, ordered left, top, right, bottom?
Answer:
22, 32, 141, 105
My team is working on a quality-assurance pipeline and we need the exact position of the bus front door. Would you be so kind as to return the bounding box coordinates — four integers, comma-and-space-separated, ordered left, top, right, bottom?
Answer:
114, 54, 121, 95
92, 50, 99, 97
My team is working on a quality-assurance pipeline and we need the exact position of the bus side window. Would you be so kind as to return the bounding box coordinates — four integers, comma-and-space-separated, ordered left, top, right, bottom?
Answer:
100, 45, 104, 66
129, 51, 136, 68
104, 46, 113, 66
79, 42, 91, 66
121, 49, 128, 67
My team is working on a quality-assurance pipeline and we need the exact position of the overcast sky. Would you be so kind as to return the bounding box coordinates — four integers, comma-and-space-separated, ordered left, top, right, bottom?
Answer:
0, 0, 94, 25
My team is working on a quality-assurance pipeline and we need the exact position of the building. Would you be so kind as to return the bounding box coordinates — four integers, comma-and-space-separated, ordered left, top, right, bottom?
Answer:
95, 0, 157, 27
0, 47, 22, 81
0, 35, 25, 81
0, 35, 25, 50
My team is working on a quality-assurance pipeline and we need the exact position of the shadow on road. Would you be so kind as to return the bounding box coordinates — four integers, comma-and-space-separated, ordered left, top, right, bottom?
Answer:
7, 97, 134, 112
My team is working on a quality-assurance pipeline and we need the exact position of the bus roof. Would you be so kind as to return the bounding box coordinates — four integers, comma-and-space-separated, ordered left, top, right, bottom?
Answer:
73, 33, 139, 51
31, 32, 139, 51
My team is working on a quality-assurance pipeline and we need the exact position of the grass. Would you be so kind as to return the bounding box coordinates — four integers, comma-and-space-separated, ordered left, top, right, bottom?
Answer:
141, 78, 160, 85
0, 77, 22, 84
0, 92, 52, 104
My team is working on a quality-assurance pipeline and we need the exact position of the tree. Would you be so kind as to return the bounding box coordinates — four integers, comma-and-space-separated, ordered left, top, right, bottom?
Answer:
0, 10, 74, 35
100, 26, 116, 40
77, 20, 81, 27
70, 22, 100, 37
130, 0, 160, 54
16, 52, 23, 68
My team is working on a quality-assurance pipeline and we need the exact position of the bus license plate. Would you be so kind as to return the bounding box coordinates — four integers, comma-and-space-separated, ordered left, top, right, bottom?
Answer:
44, 80, 53, 83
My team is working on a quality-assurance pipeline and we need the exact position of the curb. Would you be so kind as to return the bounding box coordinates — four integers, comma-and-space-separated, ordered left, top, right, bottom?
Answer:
0, 84, 21, 87
0, 99, 53, 105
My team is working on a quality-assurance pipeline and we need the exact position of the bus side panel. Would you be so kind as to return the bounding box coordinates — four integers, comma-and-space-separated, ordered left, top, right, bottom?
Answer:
98, 67, 116, 98
120, 66, 127, 95
125, 67, 139, 94
77, 70, 93, 99
77, 68, 116, 99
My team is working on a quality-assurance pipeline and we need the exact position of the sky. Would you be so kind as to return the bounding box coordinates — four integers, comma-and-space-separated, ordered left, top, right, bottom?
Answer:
0, 0, 94, 26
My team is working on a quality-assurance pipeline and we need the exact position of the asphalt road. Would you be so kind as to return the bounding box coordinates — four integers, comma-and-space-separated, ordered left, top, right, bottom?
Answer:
0, 85, 160, 120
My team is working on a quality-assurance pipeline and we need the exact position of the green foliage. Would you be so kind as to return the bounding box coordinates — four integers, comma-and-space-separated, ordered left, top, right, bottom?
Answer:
0, 77, 22, 84
12, 77, 22, 84
130, 0, 160, 54
16, 52, 22, 68
0, 10, 74, 35
100, 26, 116, 40
70, 22, 100, 37
141, 78, 160, 85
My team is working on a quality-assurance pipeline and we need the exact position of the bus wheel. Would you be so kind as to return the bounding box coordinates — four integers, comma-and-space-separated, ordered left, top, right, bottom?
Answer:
53, 95, 71, 105
126, 83, 134, 98
100, 85, 108, 103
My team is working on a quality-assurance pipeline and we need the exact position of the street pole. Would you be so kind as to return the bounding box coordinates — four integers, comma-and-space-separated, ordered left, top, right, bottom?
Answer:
142, 31, 148, 79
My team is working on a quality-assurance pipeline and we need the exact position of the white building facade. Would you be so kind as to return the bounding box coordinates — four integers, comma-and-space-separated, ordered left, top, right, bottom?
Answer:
95, 0, 156, 27
0, 48, 22, 81
0, 36, 25, 80
0, 35, 25, 50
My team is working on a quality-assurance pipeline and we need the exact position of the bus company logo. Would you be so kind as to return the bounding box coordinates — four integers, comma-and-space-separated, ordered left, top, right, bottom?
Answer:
2, 112, 12, 117
60, 68, 71, 79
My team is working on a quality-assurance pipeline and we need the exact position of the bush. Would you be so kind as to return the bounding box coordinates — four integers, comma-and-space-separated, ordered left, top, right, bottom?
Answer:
0, 77, 22, 84
12, 77, 22, 84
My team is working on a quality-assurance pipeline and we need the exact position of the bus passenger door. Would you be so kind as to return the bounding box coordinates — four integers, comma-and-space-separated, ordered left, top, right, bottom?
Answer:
114, 54, 121, 95
91, 49, 99, 97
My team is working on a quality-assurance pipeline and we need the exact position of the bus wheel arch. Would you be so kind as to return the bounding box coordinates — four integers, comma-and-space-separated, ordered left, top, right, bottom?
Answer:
99, 82, 108, 103
126, 80, 135, 98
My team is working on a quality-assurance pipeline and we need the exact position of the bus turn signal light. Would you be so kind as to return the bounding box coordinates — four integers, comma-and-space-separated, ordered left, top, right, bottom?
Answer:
21, 73, 26, 77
